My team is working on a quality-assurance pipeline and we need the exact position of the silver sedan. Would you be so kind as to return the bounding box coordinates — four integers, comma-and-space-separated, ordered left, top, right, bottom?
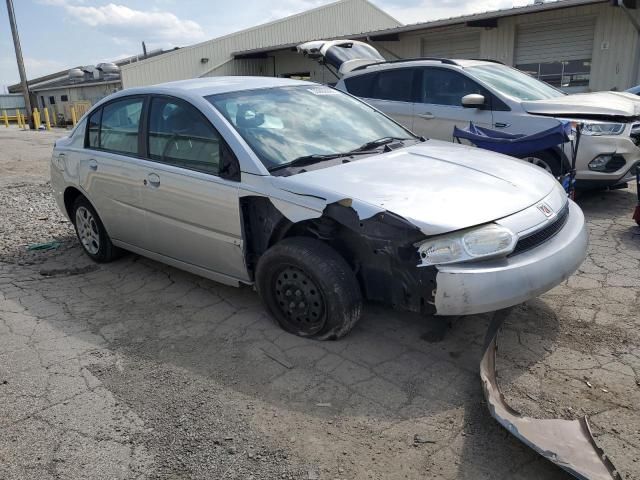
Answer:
51, 77, 588, 339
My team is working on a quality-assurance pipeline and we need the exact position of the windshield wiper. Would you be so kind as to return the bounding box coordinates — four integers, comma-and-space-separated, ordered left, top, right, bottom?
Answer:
269, 151, 372, 172
350, 136, 415, 153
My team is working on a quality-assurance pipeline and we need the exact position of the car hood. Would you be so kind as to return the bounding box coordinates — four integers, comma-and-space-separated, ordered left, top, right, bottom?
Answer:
522, 91, 640, 119
275, 141, 557, 235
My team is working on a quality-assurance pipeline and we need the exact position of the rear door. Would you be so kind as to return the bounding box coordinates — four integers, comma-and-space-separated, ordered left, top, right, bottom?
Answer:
139, 95, 248, 281
344, 68, 417, 131
79, 96, 148, 247
413, 67, 494, 141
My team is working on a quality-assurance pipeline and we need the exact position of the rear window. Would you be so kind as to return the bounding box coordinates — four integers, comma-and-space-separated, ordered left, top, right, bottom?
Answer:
344, 73, 375, 98
371, 69, 414, 102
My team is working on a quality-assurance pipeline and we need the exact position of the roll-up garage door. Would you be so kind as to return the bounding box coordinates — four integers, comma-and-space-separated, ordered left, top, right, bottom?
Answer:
421, 32, 481, 59
515, 17, 595, 64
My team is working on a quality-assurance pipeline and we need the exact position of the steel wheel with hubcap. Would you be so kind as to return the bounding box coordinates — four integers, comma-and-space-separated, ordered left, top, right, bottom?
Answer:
71, 195, 120, 262
75, 206, 100, 255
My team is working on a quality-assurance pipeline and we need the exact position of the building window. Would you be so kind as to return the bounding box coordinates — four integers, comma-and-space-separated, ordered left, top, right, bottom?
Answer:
40, 96, 45, 108
517, 60, 591, 89
49, 96, 56, 104
61, 95, 69, 102
281, 72, 311, 81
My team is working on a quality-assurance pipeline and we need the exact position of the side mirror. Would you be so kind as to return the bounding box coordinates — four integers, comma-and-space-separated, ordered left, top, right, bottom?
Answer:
461, 94, 486, 108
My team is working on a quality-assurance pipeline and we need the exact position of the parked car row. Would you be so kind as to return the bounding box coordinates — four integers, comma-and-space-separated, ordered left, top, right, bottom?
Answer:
299, 40, 640, 190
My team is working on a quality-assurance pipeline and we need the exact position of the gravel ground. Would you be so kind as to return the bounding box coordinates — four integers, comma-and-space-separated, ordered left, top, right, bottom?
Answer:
1, 127, 639, 480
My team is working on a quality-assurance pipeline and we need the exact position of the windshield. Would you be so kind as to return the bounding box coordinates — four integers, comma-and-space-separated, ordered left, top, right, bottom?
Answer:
207, 85, 414, 170
467, 64, 566, 101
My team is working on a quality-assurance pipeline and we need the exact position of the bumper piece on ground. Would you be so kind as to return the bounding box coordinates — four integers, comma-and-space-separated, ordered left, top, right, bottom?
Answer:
481, 311, 622, 480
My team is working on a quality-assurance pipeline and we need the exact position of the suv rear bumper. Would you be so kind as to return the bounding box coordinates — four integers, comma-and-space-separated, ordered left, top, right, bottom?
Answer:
434, 200, 587, 315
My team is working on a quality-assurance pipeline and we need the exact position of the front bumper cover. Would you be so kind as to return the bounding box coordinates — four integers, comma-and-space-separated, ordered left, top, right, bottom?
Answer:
482, 311, 622, 480
434, 200, 587, 316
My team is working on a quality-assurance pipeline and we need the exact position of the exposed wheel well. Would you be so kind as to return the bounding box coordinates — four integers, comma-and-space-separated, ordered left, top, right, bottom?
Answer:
63, 187, 84, 221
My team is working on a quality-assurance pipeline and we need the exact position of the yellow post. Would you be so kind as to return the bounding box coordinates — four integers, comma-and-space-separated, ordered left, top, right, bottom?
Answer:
33, 108, 41, 130
43, 107, 51, 131
70, 106, 77, 127
16, 109, 22, 128
21, 113, 28, 129
2, 110, 8, 128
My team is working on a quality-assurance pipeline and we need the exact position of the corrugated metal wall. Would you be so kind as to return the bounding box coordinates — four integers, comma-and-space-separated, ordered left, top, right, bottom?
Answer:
370, 2, 638, 91
0, 94, 26, 112
121, 0, 400, 87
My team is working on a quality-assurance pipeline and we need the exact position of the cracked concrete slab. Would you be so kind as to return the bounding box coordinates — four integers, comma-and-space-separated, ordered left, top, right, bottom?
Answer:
1, 127, 639, 479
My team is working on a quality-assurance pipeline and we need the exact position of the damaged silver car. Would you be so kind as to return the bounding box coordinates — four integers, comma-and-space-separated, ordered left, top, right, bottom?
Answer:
51, 77, 588, 340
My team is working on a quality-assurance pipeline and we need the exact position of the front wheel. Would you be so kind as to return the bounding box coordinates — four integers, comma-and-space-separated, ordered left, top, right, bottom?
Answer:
255, 237, 362, 340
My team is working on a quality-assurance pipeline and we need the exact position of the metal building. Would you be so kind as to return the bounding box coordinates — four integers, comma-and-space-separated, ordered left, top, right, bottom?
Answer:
120, 0, 401, 87
231, 0, 640, 92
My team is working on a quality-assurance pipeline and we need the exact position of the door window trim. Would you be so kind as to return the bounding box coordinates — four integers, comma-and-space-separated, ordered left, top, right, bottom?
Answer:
84, 94, 148, 160
144, 94, 240, 181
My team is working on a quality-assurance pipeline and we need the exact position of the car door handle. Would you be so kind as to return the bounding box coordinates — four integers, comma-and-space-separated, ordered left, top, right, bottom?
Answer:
494, 122, 510, 128
146, 173, 160, 188
88, 159, 98, 171
418, 112, 434, 119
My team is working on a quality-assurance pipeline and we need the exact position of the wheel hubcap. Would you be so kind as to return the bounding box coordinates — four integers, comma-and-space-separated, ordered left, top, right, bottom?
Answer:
523, 156, 553, 173
273, 266, 325, 334
75, 206, 100, 255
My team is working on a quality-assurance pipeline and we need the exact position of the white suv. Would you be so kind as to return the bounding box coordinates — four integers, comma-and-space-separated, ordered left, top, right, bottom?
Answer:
299, 40, 640, 189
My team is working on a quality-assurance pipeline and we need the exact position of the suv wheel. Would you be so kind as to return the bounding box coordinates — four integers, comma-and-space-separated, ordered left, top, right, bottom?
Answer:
256, 237, 362, 340
520, 150, 562, 176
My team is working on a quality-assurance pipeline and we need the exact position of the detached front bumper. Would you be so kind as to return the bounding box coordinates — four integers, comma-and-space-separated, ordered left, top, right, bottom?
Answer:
434, 200, 587, 316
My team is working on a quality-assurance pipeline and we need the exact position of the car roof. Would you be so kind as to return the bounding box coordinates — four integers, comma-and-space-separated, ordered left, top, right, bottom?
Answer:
110, 76, 314, 99
341, 58, 496, 77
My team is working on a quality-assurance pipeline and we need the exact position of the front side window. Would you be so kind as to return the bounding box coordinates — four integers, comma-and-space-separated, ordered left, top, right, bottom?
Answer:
148, 97, 222, 175
422, 68, 487, 106
207, 85, 414, 171
100, 97, 143, 155
467, 64, 565, 101
370, 69, 415, 102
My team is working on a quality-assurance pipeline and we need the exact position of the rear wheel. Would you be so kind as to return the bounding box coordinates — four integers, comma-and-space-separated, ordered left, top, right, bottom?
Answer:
71, 196, 120, 262
256, 237, 362, 340
520, 150, 562, 176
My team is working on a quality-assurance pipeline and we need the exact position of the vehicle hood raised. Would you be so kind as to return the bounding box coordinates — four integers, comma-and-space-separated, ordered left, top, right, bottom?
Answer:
522, 91, 640, 119
273, 141, 557, 236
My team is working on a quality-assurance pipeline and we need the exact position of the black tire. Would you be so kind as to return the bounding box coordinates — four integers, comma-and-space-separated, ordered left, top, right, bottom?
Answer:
71, 195, 120, 262
256, 237, 362, 340
519, 150, 562, 177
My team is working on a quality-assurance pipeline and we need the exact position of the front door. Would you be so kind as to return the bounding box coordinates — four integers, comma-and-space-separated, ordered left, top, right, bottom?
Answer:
413, 67, 494, 142
139, 96, 248, 281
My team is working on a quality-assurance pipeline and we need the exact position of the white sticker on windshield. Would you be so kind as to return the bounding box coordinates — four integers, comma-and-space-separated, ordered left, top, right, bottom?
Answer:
307, 87, 339, 95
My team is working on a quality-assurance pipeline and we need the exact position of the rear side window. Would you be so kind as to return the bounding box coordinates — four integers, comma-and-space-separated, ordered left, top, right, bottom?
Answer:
100, 98, 143, 155
87, 109, 101, 148
371, 69, 414, 102
148, 97, 222, 175
344, 73, 375, 98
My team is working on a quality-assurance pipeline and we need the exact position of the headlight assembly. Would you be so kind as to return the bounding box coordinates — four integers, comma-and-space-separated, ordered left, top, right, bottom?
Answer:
417, 224, 516, 267
571, 120, 626, 137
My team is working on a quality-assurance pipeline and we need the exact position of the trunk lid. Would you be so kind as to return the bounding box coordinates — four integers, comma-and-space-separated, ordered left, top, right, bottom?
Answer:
297, 40, 385, 75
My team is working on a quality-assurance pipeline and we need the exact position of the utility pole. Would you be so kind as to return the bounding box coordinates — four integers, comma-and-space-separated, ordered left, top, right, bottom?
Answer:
6, 0, 33, 128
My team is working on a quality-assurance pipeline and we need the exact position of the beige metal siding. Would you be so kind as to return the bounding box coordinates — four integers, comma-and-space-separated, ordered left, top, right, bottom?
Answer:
515, 17, 596, 64
121, 0, 400, 88
421, 31, 481, 59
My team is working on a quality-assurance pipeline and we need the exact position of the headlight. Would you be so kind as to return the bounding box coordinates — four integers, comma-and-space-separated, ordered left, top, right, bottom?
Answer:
416, 224, 516, 267
578, 121, 625, 136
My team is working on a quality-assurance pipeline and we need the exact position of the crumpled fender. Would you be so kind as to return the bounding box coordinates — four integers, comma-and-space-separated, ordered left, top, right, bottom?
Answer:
481, 310, 622, 480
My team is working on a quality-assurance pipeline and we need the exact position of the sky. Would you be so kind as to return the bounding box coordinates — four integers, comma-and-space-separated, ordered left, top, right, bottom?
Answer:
0, 0, 530, 91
